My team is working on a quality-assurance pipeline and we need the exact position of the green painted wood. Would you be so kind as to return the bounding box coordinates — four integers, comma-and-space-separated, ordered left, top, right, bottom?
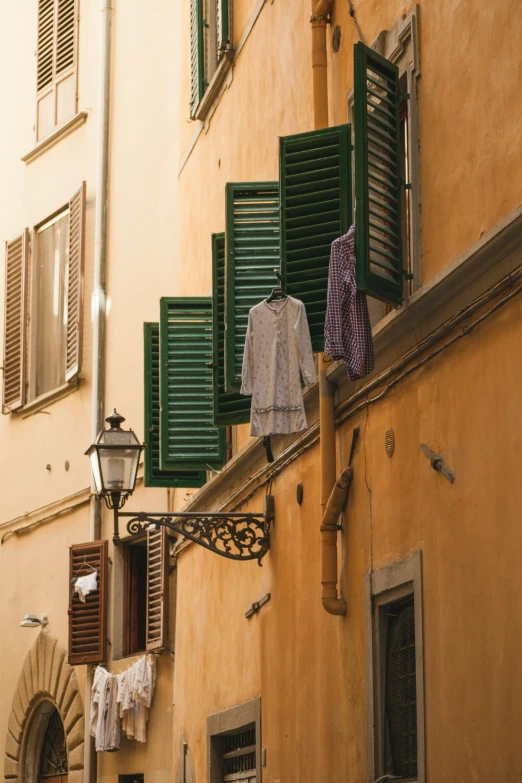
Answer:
217, 0, 230, 55
354, 41, 404, 307
190, 0, 204, 118
279, 125, 352, 353
225, 182, 280, 392
212, 233, 251, 425
159, 298, 226, 472
144, 323, 206, 488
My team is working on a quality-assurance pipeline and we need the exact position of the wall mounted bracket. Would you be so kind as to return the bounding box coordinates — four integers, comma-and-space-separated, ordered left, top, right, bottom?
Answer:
115, 494, 274, 565
421, 444, 455, 483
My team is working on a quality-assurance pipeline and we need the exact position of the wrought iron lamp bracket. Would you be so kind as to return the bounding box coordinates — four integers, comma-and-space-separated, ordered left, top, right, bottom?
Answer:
112, 495, 274, 565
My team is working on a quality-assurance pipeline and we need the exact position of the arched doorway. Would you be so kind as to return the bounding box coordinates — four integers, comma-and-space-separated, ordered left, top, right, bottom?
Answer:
4, 632, 84, 783
38, 706, 68, 783
22, 701, 68, 783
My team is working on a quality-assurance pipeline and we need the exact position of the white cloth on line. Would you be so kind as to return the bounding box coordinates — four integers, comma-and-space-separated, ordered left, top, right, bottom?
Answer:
74, 571, 98, 602
241, 296, 317, 437
91, 666, 112, 752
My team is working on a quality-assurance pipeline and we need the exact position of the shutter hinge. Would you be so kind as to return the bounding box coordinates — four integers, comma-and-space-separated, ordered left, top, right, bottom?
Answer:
401, 269, 414, 280
400, 90, 410, 101
202, 18, 209, 27
401, 179, 412, 190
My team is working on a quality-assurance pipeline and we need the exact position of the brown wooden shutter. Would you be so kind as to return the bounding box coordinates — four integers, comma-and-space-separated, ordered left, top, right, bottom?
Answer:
65, 181, 85, 381
146, 526, 169, 651
68, 540, 108, 665
37, 0, 54, 93
56, 0, 75, 75
3, 231, 28, 413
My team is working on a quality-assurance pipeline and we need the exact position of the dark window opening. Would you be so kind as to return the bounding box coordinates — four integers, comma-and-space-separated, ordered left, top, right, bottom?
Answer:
211, 723, 257, 782
385, 596, 417, 779
223, 727, 256, 778
39, 708, 68, 780
118, 775, 144, 783
124, 539, 147, 656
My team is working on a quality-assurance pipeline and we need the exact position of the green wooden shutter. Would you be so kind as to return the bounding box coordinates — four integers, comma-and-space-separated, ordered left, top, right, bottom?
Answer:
160, 298, 226, 472
280, 125, 352, 353
217, 0, 230, 57
190, 0, 204, 117
144, 323, 206, 487
212, 234, 251, 425
225, 182, 280, 391
354, 41, 404, 307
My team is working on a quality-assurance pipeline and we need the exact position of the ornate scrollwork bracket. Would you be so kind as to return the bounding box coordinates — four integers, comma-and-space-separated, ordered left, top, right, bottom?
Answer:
116, 495, 274, 565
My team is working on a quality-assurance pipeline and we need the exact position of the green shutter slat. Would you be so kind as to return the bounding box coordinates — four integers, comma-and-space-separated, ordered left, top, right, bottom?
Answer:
354, 41, 404, 307
217, 0, 230, 57
190, 0, 204, 118
212, 233, 251, 425
144, 323, 206, 488
280, 125, 352, 353
159, 299, 226, 471
225, 183, 280, 392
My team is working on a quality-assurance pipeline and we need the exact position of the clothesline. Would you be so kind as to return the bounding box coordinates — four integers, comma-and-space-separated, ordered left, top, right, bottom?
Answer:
91, 654, 157, 752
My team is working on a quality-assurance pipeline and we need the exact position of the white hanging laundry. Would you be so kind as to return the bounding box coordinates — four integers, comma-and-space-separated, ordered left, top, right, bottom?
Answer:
91, 667, 111, 752
74, 571, 98, 602
241, 296, 317, 437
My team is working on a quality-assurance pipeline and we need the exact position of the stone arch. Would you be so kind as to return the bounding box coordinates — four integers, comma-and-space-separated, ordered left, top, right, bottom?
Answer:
4, 631, 84, 783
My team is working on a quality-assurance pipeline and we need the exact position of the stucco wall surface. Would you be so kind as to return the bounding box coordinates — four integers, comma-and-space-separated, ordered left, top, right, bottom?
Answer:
171, 290, 522, 782
329, 0, 522, 282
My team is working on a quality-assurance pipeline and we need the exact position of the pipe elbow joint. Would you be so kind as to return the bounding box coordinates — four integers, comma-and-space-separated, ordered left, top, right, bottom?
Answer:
322, 596, 347, 616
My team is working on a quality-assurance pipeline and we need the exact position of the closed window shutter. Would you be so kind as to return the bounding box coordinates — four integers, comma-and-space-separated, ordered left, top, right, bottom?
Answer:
225, 183, 280, 392
190, 0, 204, 117
144, 323, 206, 487
212, 233, 251, 425
160, 297, 226, 471
354, 42, 404, 307
216, 0, 230, 57
280, 126, 352, 352
56, 0, 75, 74
37, 0, 54, 93
65, 181, 85, 381
68, 540, 108, 665
146, 526, 169, 651
3, 231, 28, 413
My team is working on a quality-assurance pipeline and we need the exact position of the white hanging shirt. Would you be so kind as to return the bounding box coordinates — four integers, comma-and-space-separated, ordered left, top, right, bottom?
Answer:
74, 571, 98, 602
241, 297, 317, 437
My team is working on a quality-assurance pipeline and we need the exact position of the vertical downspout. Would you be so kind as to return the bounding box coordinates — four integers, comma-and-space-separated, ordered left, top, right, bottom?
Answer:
311, 0, 347, 615
85, 3, 113, 783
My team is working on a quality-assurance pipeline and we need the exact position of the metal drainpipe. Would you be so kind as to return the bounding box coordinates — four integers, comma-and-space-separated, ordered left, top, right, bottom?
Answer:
310, 0, 347, 616
85, 2, 113, 782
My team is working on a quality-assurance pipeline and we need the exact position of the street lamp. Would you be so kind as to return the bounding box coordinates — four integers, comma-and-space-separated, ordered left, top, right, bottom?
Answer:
85, 409, 144, 510
85, 410, 273, 562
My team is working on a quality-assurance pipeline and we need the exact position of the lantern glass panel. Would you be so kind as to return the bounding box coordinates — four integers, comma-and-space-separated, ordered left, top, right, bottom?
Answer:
89, 450, 103, 494
98, 430, 141, 493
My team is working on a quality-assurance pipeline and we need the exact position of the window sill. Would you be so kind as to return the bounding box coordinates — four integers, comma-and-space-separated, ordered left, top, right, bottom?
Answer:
22, 112, 89, 165
194, 51, 234, 122
20, 378, 80, 418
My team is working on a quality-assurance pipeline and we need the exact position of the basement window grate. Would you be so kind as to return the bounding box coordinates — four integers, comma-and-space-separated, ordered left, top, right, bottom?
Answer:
222, 727, 256, 778
385, 596, 417, 778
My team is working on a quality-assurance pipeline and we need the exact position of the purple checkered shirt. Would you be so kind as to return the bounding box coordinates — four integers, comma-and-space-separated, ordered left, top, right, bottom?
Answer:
324, 225, 375, 381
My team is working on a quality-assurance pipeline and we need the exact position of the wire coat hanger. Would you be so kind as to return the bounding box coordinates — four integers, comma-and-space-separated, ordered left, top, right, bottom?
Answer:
266, 268, 287, 303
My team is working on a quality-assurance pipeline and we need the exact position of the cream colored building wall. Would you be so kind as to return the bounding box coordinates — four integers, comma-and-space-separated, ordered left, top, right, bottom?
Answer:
0, 1, 182, 782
